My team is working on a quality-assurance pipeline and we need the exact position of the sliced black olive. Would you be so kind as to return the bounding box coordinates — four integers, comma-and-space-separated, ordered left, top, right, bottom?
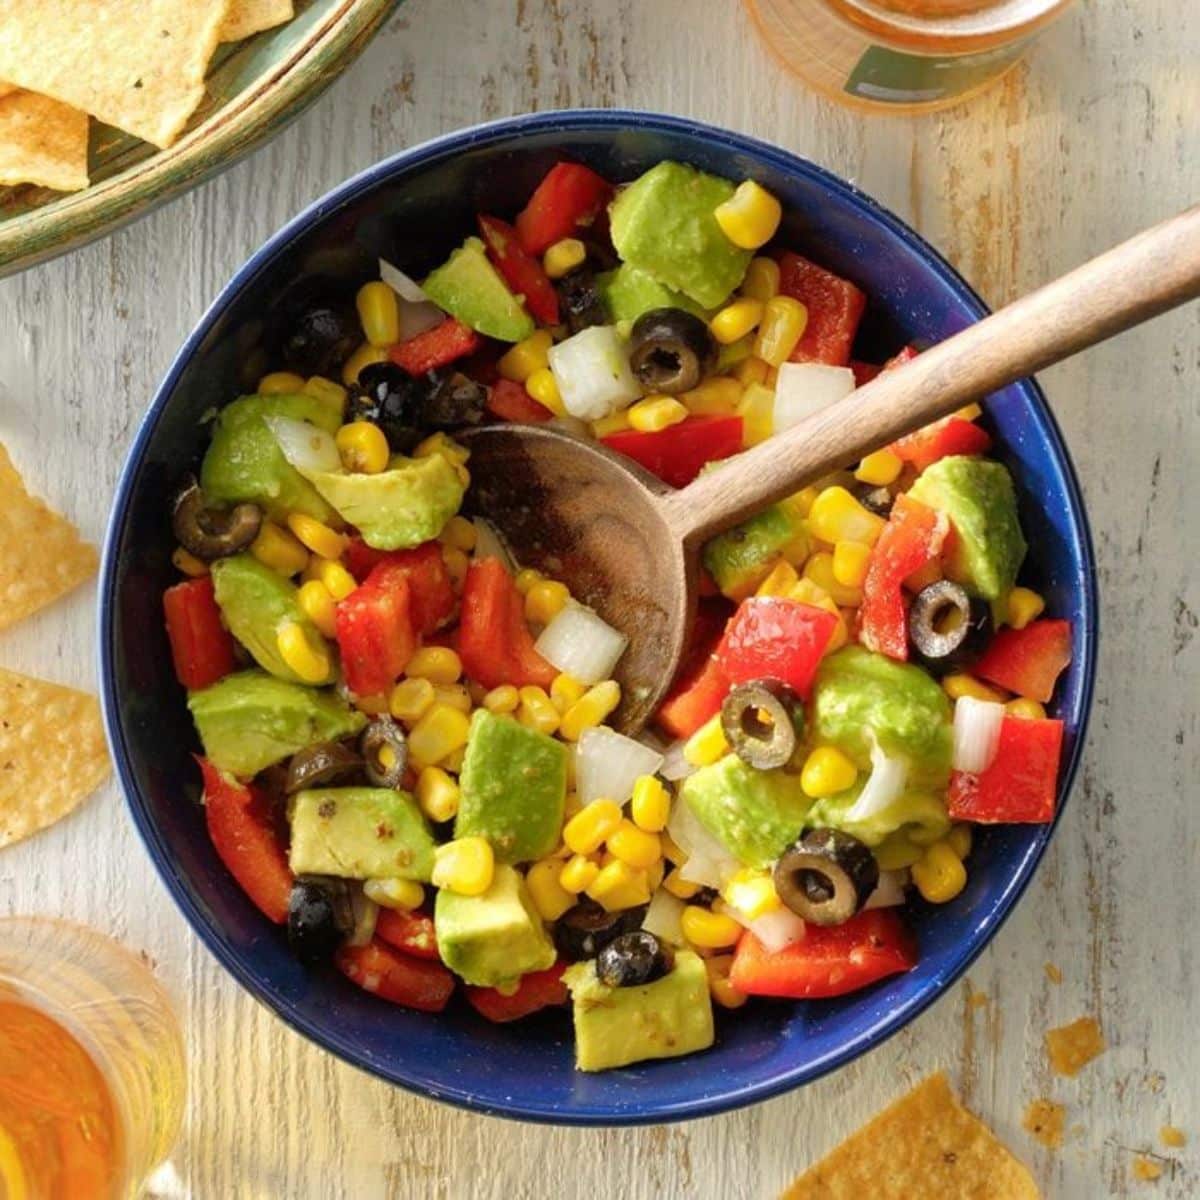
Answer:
422, 371, 488, 430
774, 829, 879, 926
287, 876, 353, 964
347, 362, 424, 454
856, 485, 894, 518
596, 930, 675, 988
171, 478, 262, 561
628, 307, 717, 395
553, 898, 647, 962
721, 678, 805, 770
908, 580, 992, 674
556, 266, 607, 334
360, 717, 408, 788
285, 741, 363, 794
282, 302, 359, 377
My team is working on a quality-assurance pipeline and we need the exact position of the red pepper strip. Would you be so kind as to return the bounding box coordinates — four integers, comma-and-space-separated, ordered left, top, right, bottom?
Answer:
478, 215, 560, 326
778, 252, 867, 367
458, 558, 556, 690
891, 417, 992, 473
342, 535, 385, 582
466, 962, 570, 1023
730, 910, 917, 999
389, 318, 482, 377
515, 162, 614, 256
715, 597, 838, 699
601, 415, 743, 489
198, 757, 292, 924
368, 544, 455, 636
163, 577, 236, 691
657, 655, 729, 740
858, 495, 949, 661
335, 564, 416, 697
486, 378, 554, 423
974, 618, 1072, 703
374, 907, 440, 961
948, 715, 1064, 824
335, 940, 455, 1012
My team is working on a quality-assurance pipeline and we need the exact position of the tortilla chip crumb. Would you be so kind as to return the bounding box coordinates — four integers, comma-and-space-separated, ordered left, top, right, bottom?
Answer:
1132, 1155, 1163, 1182
1143, 1072, 1166, 1094
1043, 962, 1063, 984
1046, 1016, 1106, 1077
1022, 1098, 1066, 1149
1159, 1126, 1186, 1149
967, 991, 989, 1010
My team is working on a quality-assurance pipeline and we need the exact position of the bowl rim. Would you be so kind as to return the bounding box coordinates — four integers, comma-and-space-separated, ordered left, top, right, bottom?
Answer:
99, 107, 1098, 1126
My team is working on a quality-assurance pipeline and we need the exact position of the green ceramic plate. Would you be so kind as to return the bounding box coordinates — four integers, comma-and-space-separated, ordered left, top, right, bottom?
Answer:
0, 0, 401, 278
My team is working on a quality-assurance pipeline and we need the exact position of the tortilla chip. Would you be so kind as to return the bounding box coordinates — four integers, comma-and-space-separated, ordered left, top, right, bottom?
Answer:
0, 443, 98, 632
220, 0, 294, 42
0, 1, 230, 149
0, 667, 110, 848
0, 83, 16, 100
1023, 1098, 1066, 1149
0, 89, 89, 190
1045, 1016, 1106, 1076
782, 1073, 1040, 1200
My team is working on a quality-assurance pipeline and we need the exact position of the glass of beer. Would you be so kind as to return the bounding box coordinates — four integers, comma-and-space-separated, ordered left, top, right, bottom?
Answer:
0, 918, 185, 1199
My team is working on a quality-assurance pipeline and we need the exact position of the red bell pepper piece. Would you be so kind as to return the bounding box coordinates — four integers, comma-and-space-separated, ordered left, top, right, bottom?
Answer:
730, 910, 916, 999
389, 318, 482, 377
335, 940, 455, 1012
858, 495, 949, 661
715, 598, 838, 698
198, 757, 292, 924
975, 618, 1072, 703
458, 558, 556, 690
478, 215, 559, 326
342, 535, 384, 582
163, 577, 236, 691
891, 416, 992, 473
515, 162, 613, 256
850, 344, 919, 388
335, 565, 416, 697
657, 655, 730, 740
466, 962, 570, 1023
949, 715, 1064, 823
486, 377, 554, 423
369, 544, 455, 636
602, 415, 743, 489
778, 252, 867, 367
374, 907, 440, 961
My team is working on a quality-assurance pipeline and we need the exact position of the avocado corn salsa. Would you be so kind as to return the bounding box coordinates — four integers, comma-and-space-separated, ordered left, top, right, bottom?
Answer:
164, 158, 1074, 1073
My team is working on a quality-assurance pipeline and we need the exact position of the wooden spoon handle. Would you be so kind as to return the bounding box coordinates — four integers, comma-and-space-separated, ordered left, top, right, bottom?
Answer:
661, 205, 1200, 544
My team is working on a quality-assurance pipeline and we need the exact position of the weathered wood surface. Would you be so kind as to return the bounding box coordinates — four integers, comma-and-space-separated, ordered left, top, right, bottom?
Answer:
0, 2, 1195, 1196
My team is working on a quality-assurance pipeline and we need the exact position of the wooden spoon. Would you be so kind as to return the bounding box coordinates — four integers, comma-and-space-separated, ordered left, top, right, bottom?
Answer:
460, 207, 1200, 733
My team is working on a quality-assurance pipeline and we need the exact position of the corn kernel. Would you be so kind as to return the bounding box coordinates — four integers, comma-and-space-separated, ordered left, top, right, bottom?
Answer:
607, 820, 662, 870
710, 298, 765, 345
660, 832, 686, 865
756, 559, 799, 598
586, 860, 651, 912
721, 869, 780, 919
438, 515, 477, 553
356, 280, 402, 347
405, 646, 463, 685
296, 580, 338, 638
257, 371, 306, 395
559, 680, 621, 741
912, 840, 967, 904
705, 954, 749, 1009
542, 237, 587, 280
559, 854, 601, 895
854, 448, 903, 487
955, 403, 983, 421
563, 798, 623, 855
250, 521, 309, 576
171, 546, 209, 577
303, 375, 347, 424
550, 673, 587, 714
681, 905, 742, 949
683, 713, 730, 767
408, 703, 471, 767
308, 556, 357, 600
804, 550, 863, 607
498, 330, 554, 383
1006, 698, 1047, 720
414, 431, 470, 467
415, 765, 460, 823
663, 867, 701, 900
441, 545, 469, 590
714, 181, 782, 250
717, 333, 756, 373
754, 296, 808, 367
513, 567, 543, 595
363, 878, 426, 911
800, 746, 858, 798
741, 256, 781, 302
431, 684, 471, 714
734, 355, 771, 388
591, 411, 632, 438
286, 513, 347, 561
441, 745, 467, 774
1005, 586, 1045, 630
943, 674, 1007, 704
832, 540, 873, 590
790, 485, 819, 517
526, 858, 575, 920
808, 486, 886, 547
518, 685, 561, 735
336, 421, 390, 474
736, 382, 775, 448
947, 823, 973, 860
276, 621, 331, 684
482, 684, 520, 714
680, 376, 743, 416
432, 836, 494, 896
341, 342, 389, 386
631, 775, 671, 833
389, 677, 436, 725
628, 394, 689, 432
525, 368, 565, 416
525, 579, 571, 625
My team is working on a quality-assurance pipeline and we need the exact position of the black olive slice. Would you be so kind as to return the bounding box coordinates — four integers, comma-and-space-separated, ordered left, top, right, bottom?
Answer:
628, 307, 717, 394
285, 741, 363, 794
596, 930, 675, 988
287, 876, 353, 964
282, 302, 359, 377
908, 580, 992, 674
423, 371, 488, 430
171, 478, 262, 561
556, 266, 607, 333
553, 898, 647, 962
856, 485, 894, 518
359, 717, 408, 789
721, 678, 805, 770
774, 829, 879, 926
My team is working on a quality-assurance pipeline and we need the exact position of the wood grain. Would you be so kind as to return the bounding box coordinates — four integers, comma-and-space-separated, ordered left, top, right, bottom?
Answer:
0, 1, 1196, 1197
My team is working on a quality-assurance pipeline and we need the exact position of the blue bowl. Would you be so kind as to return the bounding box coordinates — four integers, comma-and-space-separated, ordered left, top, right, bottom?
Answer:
100, 110, 1097, 1125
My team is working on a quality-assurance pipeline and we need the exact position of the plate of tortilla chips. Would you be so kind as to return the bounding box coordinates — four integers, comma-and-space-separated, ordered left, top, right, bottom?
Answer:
0, 0, 400, 277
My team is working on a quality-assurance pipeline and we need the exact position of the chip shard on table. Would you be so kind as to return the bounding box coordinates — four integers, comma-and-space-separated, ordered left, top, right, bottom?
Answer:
1023, 1098, 1066, 1150
1045, 1016, 1106, 1077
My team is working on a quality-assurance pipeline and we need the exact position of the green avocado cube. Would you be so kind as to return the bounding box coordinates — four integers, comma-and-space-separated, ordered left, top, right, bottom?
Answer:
455, 710, 567, 863
806, 786, 950, 848
422, 237, 535, 343
187, 670, 366, 778
288, 787, 435, 880
609, 162, 752, 309
434, 864, 556, 988
595, 262, 706, 324
702, 502, 808, 600
564, 950, 714, 1072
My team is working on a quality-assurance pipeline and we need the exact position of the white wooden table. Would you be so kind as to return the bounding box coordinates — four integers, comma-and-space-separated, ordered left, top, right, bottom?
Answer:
1, 2, 1196, 1196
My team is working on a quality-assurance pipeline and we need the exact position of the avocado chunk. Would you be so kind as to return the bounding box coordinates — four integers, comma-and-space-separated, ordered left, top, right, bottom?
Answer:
296, 453, 464, 551
702, 500, 808, 600
595, 262, 706, 324
288, 787, 435, 880
609, 162, 752, 309
812, 646, 953, 787
564, 949, 714, 1072
679, 755, 811, 869
434, 864, 556, 988
908, 455, 1027, 601
806, 786, 950, 848
187, 669, 366, 777
455, 710, 567, 863
211, 554, 334, 685
200, 393, 341, 523
421, 236, 535, 342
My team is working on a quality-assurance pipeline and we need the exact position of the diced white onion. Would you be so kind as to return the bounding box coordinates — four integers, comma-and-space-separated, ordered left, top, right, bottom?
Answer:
953, 696, 1006, 774
771, 362, 856, 435
379, 257, 430, 303
397, 300, 446, 341
265, 415, 342, 473
845, 736, 908, 824
723, 903, 807, 952
659, 740, 698, 782
535, 602, 628, 685
471, 518, 513, 569
642, 888, 686, 946
668, 798, 739, 887
575, 726, 663, 806
547, 325, 641, 420
864, 869, 909, 910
